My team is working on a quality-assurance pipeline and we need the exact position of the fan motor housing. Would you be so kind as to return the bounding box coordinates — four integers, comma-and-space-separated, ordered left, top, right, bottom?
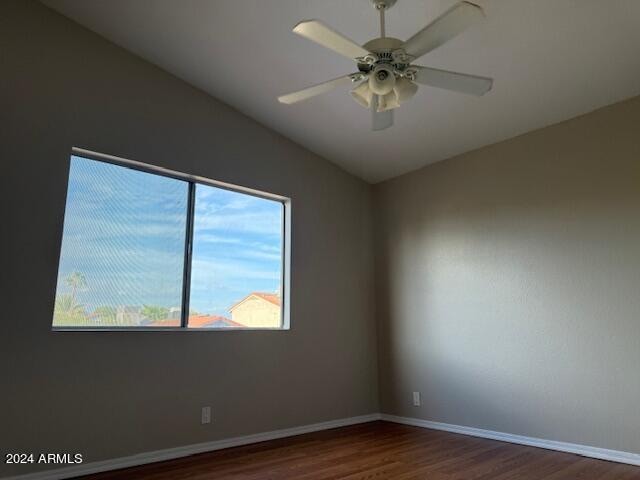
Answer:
370, 0, 397, 10
358, 37, 410, 74
363, 36, 402, 53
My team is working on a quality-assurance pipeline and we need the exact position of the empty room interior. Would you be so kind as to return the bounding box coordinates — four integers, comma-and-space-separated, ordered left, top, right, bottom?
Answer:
2, 0, 640, 479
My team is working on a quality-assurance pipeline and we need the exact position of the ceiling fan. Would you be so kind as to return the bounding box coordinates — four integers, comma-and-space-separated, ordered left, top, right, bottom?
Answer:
278, 0, 493, 131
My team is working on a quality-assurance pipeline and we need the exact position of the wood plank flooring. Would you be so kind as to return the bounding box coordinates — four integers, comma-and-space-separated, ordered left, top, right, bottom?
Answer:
81, 421, 640, 479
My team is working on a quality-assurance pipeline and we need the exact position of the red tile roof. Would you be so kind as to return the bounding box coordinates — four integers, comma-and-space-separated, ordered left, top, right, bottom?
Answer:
148, 315, 244, 328
188, 315, 243, 328
230, 292, 281, 311
252, 292, 281, 306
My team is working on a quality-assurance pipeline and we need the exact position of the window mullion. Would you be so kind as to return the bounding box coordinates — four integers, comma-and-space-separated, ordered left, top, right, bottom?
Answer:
180, 182, 196, 328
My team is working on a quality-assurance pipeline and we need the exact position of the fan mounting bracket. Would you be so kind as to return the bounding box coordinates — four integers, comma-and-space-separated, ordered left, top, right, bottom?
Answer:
370, 0, 397, 11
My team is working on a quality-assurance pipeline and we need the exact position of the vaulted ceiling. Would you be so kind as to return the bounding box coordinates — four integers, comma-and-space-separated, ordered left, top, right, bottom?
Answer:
43, 0, 640, 183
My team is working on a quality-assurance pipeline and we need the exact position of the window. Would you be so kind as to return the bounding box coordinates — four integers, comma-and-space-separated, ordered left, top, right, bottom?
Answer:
189, 184, 284, 329
53, 151, 288, 330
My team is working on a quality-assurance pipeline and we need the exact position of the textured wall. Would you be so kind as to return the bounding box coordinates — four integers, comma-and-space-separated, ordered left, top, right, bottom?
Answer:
375, 96, 640, 454
0, 1, 377, 476
3, 1, 640, 476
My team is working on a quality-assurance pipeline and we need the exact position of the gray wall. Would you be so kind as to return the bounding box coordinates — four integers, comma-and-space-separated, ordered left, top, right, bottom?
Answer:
3, 0, 640, 476
375, 95, 640, 454
0, 1, 378, 476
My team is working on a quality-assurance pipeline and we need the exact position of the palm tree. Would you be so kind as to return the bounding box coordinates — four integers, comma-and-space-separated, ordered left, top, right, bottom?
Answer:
53, 294, 86, 326
65, 271, 87, 303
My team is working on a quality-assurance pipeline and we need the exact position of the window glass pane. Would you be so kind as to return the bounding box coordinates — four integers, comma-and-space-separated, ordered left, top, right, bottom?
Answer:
189, 185, 284, 328
53, 156, 188, 327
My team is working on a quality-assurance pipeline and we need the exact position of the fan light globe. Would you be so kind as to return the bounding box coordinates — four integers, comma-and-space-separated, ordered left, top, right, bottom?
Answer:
350, 81, 373, 108
369, 64, 396, 95
377, 91, 399, 112
351, 76, 419, 112
394, 77, 418, 103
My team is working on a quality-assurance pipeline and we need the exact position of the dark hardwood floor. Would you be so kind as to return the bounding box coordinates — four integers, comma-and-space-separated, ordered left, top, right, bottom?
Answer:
81, 421, 640, 479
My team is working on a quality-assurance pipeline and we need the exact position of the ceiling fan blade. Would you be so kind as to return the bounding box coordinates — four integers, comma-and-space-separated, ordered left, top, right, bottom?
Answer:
293, 20, 370, 60
402, 1, 485, 61
278, 74, 356, 104
372, 95, 394, 131
413, 66, 493, 96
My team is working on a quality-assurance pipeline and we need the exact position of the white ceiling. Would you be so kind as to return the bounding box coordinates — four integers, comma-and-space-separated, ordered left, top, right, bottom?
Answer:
43, 0, 640, 183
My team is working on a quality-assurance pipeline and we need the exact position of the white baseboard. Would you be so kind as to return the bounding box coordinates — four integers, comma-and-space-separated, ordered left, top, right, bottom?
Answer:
3, 413, 382, 480
380, 414, 640, 467
6, 412, 638, 479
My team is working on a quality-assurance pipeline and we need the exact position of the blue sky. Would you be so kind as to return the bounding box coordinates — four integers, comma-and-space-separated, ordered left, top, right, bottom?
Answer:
56, 156, 283, 317
190, 184, 283, 315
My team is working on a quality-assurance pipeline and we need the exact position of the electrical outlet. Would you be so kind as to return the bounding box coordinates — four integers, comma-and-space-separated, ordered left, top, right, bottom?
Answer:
412, 391, 421, 407
201, 406, 211, 424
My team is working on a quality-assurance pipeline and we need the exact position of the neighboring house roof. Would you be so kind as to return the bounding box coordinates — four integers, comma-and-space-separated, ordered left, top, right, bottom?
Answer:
253, 293, 281, 306
147, 315, 244, 328
204, 318, 245, 328
189, 315, 243, 328
229, 292, 281, 311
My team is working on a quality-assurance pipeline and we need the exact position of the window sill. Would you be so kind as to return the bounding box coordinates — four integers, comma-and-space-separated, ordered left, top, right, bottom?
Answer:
51, 326, 290, 332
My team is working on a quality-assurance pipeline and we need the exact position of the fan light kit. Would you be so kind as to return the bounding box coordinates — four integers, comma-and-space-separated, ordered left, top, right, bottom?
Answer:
278, 0, 494, 131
